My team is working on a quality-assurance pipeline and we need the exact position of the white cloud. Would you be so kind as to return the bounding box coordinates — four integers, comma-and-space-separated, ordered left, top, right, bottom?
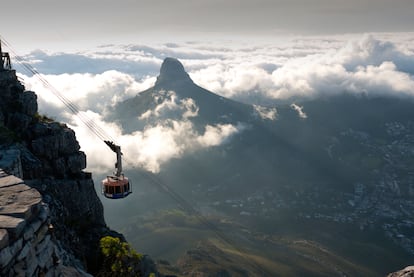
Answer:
20, 70, 156, 120
70, 112, 243, 173
129, 120, 193, 173
253, 105, 277, 120
187, 33, 414, 101
197, 124, 242, 147
181, 98, 199, 119
139, 90, 198, 120
290, 103, 307, 119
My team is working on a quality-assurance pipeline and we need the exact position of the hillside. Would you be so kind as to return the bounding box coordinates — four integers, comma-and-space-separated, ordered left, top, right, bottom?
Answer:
104, 57, 414, 276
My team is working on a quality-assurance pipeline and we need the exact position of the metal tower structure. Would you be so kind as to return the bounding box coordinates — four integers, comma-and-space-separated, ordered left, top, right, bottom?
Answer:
0, 39, 12, 70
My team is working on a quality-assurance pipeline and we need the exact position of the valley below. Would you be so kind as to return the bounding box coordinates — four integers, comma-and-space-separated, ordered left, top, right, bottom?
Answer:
100, 118, 414, 276
96, 58, 414, 276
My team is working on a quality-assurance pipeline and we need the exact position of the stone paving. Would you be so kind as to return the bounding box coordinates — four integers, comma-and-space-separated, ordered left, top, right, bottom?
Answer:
0, 169, 91, 276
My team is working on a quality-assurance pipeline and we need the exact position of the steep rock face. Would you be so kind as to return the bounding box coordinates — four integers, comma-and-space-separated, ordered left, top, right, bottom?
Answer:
28, 122, 86, 178
0, 67, 128, 275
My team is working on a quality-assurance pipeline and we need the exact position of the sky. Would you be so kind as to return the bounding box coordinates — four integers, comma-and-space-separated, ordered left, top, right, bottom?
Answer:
1, 0, 414, 50
1, 1, 413, 174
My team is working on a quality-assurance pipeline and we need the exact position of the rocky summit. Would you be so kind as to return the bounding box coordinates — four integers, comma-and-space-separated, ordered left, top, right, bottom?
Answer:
155, 57, 193, 86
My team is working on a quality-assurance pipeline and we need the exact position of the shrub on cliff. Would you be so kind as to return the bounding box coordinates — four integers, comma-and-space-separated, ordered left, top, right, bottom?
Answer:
98, 236, 143, 277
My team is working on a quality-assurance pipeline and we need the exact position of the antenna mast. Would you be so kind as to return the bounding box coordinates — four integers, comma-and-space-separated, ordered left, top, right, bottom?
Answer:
0, 38, 12, 70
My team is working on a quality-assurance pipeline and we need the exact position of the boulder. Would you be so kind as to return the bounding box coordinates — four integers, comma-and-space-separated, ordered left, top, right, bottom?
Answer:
67, 152, 86, 174
31, 125, 81, 163
0, 229, 8, 250
18, 91, 38, 117
59, 129, 80, 155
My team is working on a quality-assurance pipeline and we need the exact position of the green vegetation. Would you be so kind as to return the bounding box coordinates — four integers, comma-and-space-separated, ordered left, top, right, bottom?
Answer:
115, 206, 411, 276
151, 209, 201, 229
98, 236, 143, 277
34, 112, 54, 123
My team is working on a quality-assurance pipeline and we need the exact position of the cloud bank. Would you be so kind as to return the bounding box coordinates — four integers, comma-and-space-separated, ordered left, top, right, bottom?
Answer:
16, 32, 414, 173
19, 33, 414, 105
188, 34, 414, 100
70, 109, 242, 173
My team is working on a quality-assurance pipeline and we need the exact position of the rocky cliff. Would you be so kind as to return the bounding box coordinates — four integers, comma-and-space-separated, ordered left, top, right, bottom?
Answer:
0, 64, 159, 275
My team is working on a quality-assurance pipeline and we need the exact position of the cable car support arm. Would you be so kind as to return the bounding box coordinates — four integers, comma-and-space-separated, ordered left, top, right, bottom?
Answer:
104, 140, 123, 177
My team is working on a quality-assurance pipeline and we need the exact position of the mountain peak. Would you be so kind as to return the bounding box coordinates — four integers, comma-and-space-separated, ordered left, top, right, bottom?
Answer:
155, 57, 192, 86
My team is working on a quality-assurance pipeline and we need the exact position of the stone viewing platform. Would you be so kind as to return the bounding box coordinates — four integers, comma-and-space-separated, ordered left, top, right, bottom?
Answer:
0, 168, 90, 276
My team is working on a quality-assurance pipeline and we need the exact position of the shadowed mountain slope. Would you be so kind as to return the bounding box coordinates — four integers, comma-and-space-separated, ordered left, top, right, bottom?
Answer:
104, 57, 414, 276
108, 57, 255, 130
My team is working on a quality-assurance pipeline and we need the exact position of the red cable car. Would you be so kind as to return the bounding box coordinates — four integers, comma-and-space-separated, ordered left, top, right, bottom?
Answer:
102, 141, 132, 199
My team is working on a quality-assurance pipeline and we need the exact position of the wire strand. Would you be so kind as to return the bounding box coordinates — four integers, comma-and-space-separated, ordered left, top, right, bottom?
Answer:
1, 36, 116, 144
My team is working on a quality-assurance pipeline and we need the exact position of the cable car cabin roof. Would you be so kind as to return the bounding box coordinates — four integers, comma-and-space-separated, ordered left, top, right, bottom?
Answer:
102, 175, 131, 199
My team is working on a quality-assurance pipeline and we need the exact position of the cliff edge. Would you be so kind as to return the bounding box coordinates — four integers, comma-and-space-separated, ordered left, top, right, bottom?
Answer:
0, 60, 159, 275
